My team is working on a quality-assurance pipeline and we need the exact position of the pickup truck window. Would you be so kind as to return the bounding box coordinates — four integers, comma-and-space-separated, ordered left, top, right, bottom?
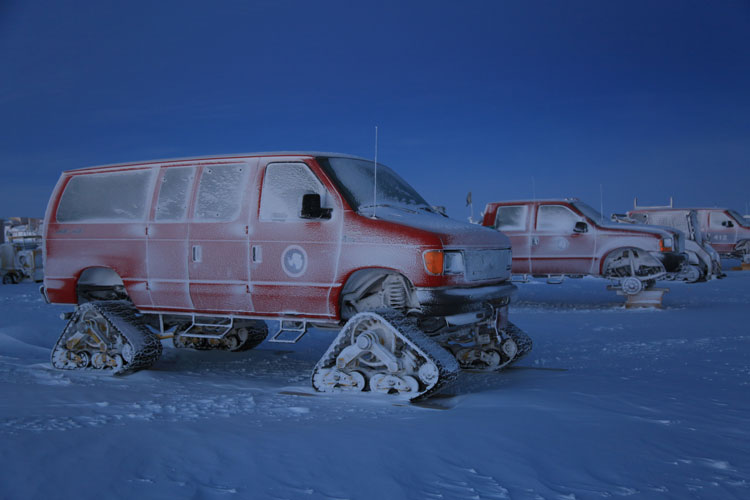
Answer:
495, 206, 527, 231
537, 205, 578, 232
194, 164, 247, 221
56, 169, 153, 222
259, 162, 329, 222
155, 167, 195, 221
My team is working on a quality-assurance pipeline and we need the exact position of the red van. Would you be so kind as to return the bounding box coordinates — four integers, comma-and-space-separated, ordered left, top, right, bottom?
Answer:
42, 153, 530, 400
482, 198, 686, 294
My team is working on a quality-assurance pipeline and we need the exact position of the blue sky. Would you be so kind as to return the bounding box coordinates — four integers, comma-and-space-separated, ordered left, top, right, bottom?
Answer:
1, 0, 749, 219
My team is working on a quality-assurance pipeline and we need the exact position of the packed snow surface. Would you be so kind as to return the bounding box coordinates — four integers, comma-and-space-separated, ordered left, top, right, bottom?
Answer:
1, 270, 749, 499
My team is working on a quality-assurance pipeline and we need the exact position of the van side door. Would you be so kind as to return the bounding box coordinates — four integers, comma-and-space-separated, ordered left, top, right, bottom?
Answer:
147, 165, 196, 311
188, 160, 257, 313
250, 160, 343, 319
493, 204, 531, 274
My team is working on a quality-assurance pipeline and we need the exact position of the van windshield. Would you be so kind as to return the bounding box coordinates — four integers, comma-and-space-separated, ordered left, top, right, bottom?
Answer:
317, 157, 432, 213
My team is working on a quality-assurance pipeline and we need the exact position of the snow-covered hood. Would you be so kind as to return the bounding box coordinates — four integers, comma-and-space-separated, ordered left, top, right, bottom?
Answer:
598, 220, 678, 238
600, 220, 685, 252
369, 206, 511, 249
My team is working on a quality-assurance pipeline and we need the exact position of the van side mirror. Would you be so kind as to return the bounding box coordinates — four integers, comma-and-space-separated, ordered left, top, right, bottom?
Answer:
721, 220, 734, 228
301, 193, 331, 219
573, 221, 588, 233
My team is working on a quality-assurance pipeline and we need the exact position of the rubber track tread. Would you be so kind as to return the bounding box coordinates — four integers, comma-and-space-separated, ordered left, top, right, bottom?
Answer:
52, 300, 162, 375
505, 321, 533, 364
312, 309, 460, 402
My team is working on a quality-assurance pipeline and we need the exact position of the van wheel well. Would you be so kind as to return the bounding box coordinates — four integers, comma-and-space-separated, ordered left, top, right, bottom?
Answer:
339, 269, 418, 321
76, 267, 129, 304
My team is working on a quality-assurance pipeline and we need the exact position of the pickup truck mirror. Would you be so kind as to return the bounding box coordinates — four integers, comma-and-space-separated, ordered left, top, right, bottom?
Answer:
301, 193, 332, 220
573, 221, 588, 234
721, 220, 734, 228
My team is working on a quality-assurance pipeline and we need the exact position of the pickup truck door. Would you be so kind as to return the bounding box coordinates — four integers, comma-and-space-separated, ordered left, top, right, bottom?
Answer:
249, 160, 343, 320
531, 204, 596, 275
493, 204, 531, 274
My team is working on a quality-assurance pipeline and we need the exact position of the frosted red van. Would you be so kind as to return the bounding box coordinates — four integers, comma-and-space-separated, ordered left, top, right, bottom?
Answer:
43, 152, 531, 400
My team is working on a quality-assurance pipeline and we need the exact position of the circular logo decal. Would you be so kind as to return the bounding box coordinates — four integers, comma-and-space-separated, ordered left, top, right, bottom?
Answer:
555, 237, 570, 250
281, 245, 308, 277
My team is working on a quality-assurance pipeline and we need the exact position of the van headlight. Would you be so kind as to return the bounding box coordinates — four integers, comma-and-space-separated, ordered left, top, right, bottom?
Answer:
443, 251, 465, 274
423, 250, 465, 275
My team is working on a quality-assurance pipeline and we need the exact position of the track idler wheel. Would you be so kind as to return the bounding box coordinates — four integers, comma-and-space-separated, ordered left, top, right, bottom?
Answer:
620, 277, 644, 295
311, 310, 459, 401
450, 321, 531, 372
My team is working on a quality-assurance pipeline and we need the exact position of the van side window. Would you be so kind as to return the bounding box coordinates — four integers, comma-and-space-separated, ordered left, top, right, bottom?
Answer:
537, 205, 578, 232
194, 164, 247, 221
56, 169, 154, 222
259, 163, 329, 222
155, 167, 195, 221
495, 206, 527, 231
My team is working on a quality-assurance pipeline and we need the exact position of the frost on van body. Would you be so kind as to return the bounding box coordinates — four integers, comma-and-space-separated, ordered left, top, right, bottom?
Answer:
56, 170, 154, 222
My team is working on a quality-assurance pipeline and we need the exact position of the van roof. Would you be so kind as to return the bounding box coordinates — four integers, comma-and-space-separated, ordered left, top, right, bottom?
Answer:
65, 152, 368, 173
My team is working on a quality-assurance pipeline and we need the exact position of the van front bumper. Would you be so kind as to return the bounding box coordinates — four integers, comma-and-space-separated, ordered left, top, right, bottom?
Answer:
415, 282, 517, 318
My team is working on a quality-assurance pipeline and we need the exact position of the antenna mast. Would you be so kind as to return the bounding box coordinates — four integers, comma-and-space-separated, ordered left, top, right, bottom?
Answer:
600, 183, 604, 222
372, 126, 378, 219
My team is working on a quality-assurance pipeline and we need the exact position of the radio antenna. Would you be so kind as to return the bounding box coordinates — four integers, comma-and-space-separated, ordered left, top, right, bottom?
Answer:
372, 125, 378, 219
600, 183, 604, 222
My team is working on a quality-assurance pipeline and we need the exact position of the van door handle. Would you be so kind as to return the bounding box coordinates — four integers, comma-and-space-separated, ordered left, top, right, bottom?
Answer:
192, 245, 202, 263
531, 237, 539, 246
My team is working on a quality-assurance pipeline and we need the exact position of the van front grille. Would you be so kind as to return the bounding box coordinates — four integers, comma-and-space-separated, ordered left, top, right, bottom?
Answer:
463, 249, 511, 281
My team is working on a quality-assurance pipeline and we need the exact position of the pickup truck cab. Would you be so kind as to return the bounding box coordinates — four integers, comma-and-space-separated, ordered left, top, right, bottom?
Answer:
629, 207, 750, 263
482, 198, 686, 294
43, 152, 531, 400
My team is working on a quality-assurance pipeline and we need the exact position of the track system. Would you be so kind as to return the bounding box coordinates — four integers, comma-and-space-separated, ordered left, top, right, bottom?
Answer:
446, 321, 533, 372
51, 300, 162, 375
312, 310, 460, 402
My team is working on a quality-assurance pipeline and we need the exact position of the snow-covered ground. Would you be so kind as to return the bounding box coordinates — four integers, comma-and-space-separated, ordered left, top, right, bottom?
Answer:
1, 269, 749, 499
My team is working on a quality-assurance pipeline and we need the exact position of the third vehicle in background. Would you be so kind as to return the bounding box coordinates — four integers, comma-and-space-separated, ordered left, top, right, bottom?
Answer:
482, 198, 687, 294
628, 203, 750, 264
612, 207, 723, 281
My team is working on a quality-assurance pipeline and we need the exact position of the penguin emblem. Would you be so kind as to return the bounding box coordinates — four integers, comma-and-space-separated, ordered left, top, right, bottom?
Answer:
281, 245, 308, 277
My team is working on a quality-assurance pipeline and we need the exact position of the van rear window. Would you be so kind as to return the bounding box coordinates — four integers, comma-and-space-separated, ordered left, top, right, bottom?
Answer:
56, 169, 154, 222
